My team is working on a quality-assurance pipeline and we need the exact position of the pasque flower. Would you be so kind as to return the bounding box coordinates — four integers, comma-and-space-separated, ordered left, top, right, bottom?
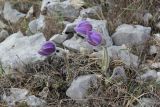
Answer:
87, 31, 102, 46
38, 41, 56, 56
74, 20, 92, 36
74, 20, 102, 46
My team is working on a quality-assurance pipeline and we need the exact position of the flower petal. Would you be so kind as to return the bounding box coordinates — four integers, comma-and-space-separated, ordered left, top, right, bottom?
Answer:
38, 41, 56, 56
87, 31, 102, 46
78, 20, 92, 30
74, 27, 89, 36
38, 49, 50, 56
74, 20, 92, 36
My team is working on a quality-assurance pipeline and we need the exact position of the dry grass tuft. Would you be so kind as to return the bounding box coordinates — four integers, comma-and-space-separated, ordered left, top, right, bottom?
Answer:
0, 53, 160, 107
43, 15, 64, 40
96, 0, 160, 34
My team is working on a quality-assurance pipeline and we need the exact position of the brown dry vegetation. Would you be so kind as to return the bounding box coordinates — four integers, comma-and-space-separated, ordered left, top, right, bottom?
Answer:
0, 52, 160, 107
0, 0, 160, 107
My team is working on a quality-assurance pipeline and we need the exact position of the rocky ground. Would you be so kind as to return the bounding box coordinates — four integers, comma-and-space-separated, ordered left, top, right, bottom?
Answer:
0, 0, 160, 107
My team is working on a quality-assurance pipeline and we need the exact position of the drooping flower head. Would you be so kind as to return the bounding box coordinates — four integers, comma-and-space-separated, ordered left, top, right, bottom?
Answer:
87, 31, 102, 46
74, 20, 102, 46
38, 41, 56, 56
74, 20, 92, 36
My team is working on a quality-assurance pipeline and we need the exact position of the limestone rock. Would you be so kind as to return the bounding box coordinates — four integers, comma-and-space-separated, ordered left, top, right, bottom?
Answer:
66, 74, 98, 99
154, 33, 160, 41
3, 88, 29, 106
55, 47, 69, 57
111, 66, 127, 82
80, 6, 102, 18
69, 0, 85, 9
149, 45, 158, 55
0, 31, 46, 73
156, 22, 160, 30
50, 34, 68, 44
136, 70, 158, 82
151, 62, 160, 69
26, 95, 46, 107
107, 45, 139, 68
112, 24, 151, 46
3, 2, 25, 23
133, 98, 157, 107
143, 13, 153, 24
28, 15, 45, 34
41, 0, 79, 19
63, 34, 99, 52
156, 72, 160, 83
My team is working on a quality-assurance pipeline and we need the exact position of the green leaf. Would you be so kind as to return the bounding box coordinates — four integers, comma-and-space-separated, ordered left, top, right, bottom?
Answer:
101, 46, 110, 74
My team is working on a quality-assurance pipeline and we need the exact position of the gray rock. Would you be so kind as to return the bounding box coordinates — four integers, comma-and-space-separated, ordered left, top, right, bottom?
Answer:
90, 50, 104, 59
110, 66, 127, 82
133, 12, 152, 25
36, 15, 45, 32
89, 48, 110, 72
26, 95, 46, 107
154, 33, 160, 40
55, 47, 69, 57
66, 74, 98, 99
0, 29, 9, 42
156, 22, 160, 30
62, 22, 76, 33
133, 98, 157, 107
80, 6, 102, 18
0, 31, 46, 74
41, 0, 79, 19
62, 20, 71, 25
69, 0, 85, 9
28, 19, 37, 34
151, 62, 160, 69
38, 87, 49, 98
149, 45, 158, 55
41, 0, 60, 12
3, 2, 25, 23
143, 13, 153, 24
3, 88, 28, 106
136, 70, 158, 82
112, 24, 151, 46
156, 72, 160, 83
63, 34, 99, 52
63, 17, 113, 47
28, 15, 45, 34
107, 45, 139, 68
50, 34, 68, 44
3, 88, 46, 107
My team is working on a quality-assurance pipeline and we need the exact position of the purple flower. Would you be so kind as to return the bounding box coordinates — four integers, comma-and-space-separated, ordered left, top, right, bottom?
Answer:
74, 20, 102, 46
74, 20, 92, 36
87, 31, 102, 46
38, 41, 56, 56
